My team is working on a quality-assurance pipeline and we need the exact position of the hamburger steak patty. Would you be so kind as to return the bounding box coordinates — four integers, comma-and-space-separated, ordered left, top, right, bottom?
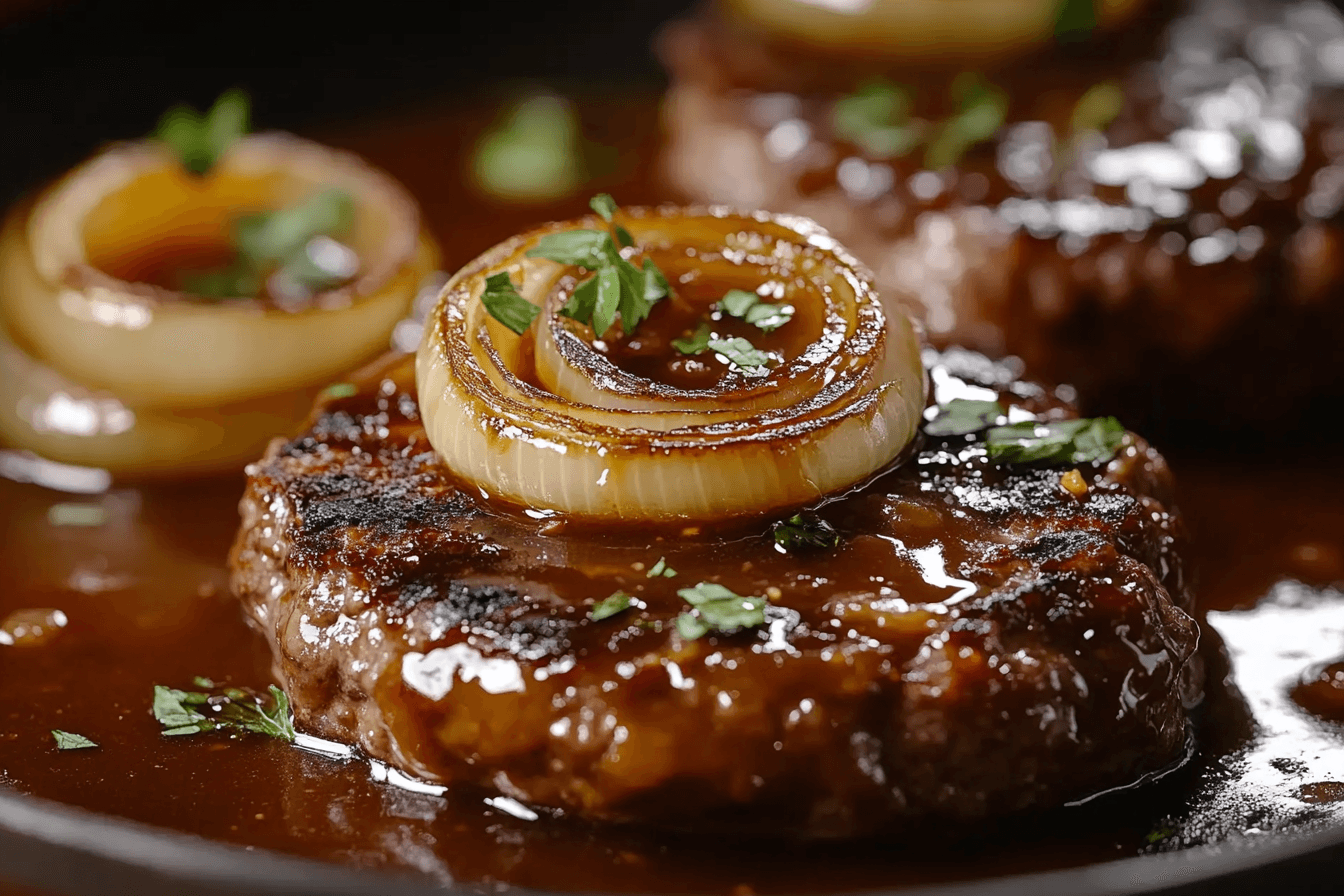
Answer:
229, 347, 1202, 836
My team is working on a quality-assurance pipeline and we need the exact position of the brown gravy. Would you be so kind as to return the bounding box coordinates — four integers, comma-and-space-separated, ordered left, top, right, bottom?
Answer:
3, 95, 1344, 892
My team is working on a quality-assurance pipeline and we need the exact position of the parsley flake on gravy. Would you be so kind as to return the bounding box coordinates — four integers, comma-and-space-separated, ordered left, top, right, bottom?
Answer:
719, 289, 795, 333
773, 513, 840, 552
153, 682, 295, 742
708, 337, 772, 375
986, 417, 1126, 465
589, 591, 635, 622
516, 195, 669, 337
481, 271, 542, 335
51, 730, 98, 751
675, 583, 767, 641
672, 322, 712, 355
647, 557, 677, 578
924, 399, 1005, 437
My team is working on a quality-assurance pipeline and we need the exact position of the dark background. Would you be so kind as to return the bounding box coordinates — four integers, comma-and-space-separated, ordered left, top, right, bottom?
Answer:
0, 0, 694, 208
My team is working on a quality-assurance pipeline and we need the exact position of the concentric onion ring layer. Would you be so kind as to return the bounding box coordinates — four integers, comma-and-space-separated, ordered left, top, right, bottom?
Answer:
417, 208, 925, 521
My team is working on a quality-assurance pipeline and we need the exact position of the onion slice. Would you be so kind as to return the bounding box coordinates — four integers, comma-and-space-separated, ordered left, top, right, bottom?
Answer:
417, 207, 925, 521
0, 134, 438, 409
0, 313, 316, 477
723, 0, 1150, 59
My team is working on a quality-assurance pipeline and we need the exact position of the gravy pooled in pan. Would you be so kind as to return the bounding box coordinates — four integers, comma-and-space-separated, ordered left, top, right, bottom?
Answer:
231, 205, 1201, 834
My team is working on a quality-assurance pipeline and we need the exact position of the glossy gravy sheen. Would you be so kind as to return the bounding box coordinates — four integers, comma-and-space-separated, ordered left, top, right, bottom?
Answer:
3, 95, 1344, 892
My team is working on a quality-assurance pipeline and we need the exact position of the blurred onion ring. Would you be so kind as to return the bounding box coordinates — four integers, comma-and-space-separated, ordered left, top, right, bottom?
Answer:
724, 0, 1150, 60
0, 134, 439, 409
0, 314, 317, 477
417, 207, 925, 521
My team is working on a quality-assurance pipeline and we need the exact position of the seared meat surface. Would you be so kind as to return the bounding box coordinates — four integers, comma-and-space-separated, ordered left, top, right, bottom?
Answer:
660, 0, 1344, 440
230, 348, 1201, 836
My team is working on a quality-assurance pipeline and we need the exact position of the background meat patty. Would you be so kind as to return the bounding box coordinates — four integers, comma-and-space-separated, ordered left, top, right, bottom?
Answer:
229, 347, 1202, 837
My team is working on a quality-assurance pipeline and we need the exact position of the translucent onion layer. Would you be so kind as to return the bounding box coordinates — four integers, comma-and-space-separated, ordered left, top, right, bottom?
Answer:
0, 314, 316, 477
0, 133, 438, 409
417, 207, 925, 521
723, 0, 1149, 59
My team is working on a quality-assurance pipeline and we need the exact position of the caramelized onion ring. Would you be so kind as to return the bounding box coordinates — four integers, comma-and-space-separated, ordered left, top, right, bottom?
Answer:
0, 314, 315, 477
417, 207, 925, 521
0, 134, 438, 409
725, 0, 1149, 59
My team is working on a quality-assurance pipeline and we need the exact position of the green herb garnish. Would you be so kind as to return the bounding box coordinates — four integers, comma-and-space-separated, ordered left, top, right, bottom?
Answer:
234, 188, 355, 265
46, 503, 107, 527
481, 271, 542, 335
773, 513, 840, 552
924, 73, 1008, 170
152, 682, 294, 741
521, 195, 669, 337
672, 322, 712, 355
832, 79, 920, 159
647, 557, 677, 578
589, 591, 634, 622
719, 289, 795, 333
182, 187, 357, 300
51, 730, 97, 751
673, 324, 773, 374
707, 336, 771, 374
472, 95, 584, 202
321, 382, 358, 400
154, 89, 249, 176
675, 583, 768, 641
589, 193, 635, 247
985, 417, 1125, 465
925, 399, 1005, 437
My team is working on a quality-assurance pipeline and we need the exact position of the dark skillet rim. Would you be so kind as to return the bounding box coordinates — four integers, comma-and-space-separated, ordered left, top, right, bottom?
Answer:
3, 785, 1344, 896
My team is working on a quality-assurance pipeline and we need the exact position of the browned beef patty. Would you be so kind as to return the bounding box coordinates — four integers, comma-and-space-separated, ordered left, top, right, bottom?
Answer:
229, 348, 1201, 837
660, 0, 1344, 441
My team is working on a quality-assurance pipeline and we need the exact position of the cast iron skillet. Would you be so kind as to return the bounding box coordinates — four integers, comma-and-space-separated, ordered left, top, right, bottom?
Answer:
3, 785, 1344, 896
4, 2, 1344, 894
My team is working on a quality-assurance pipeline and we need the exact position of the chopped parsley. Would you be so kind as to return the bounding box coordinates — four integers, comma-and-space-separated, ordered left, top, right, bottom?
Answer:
831, 73, 1006, 169
924, 73, 1008, 170
924, 399, 1005, 437
152, 682, 295, 741
153, 88, 249, 176
480, 271, 541, 335
521, 195, 670, 337
182, 187, 358, 301
832, 79, 920, 159
673, 325, 773, 375
719, 289, 794, 333
320, 382, 358, 400
589, 193, 635, 248
647, 557, 677, 578
985, 417, 1125, 465
51, 730, 97, 751
472, 95, 583, 202
589, 591, 634, 622
708, 337, 771, 375
675, 583, 767, 640
672, 322, 711, 355
773, 513, 840, 552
